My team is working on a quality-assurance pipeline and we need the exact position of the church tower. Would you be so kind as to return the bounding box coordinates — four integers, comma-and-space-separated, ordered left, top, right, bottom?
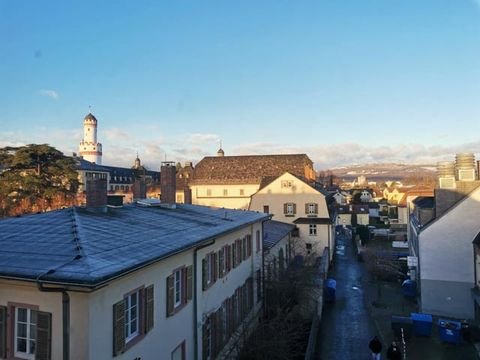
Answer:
79, 113, 103, 164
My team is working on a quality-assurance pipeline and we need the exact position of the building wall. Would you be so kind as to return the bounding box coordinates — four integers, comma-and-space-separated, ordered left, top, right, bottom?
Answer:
191, 183, 260, 209
0, 280, 89, 360
418, 186, 480, 319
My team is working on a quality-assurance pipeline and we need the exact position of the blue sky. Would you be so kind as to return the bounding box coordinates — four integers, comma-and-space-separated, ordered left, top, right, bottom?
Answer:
1, 0, 480, 170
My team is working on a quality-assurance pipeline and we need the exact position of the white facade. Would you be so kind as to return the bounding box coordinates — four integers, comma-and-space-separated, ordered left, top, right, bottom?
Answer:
79, 113, 103, 164
191, 183, 260, 209
249, 172, 333, 260
417, 186, 480, 319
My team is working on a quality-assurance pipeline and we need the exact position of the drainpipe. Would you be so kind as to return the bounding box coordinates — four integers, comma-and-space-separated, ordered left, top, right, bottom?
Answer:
193, 239, 215, 360
36, 281, 69, 360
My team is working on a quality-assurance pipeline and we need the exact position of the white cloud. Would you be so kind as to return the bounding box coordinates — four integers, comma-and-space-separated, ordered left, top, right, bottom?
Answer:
37, 89, 59, 101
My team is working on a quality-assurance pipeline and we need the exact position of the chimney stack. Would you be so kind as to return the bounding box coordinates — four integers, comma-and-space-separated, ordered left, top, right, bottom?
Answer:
86, 178, 108, 213
133, 178, 147, 200
161, 161, 177, 204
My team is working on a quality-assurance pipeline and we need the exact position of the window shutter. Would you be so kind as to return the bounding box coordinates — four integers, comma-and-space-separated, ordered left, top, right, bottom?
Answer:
0, 306, 6, 358
212, 252, 218, 282
202, 258, 208, 290
113, 300, 126, 356
293, 203, 296, 214
202, 320, 209, 360
36, 311, 52, 360
186, 265, 193, 300
218, 250, 224, 278
167, 274, 175, 316
232, 244, 237, 268
215, 309, 223, 355
283, 203, 287, 214
305, 203, 309, 214
145, 285, 154, 333
237, 239, 242, 263
226, 245, 231, 272
246, 235, 252, 257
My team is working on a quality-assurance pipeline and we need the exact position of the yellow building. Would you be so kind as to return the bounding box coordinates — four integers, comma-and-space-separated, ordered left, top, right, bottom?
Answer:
190, 151, 316, 209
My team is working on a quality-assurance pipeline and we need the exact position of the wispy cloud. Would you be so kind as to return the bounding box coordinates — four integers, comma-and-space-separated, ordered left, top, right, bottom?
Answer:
37, 89, 59, 101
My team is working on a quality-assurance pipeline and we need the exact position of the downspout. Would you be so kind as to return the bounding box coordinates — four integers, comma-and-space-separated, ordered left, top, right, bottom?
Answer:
36, 281, 70, 360
193, 239, 215, 360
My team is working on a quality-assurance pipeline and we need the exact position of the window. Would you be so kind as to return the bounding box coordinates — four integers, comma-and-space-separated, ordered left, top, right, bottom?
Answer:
306, 243, 312, 255
206, 189, 212, 197
240, 189, 244, 196
309, 224, 317, 236
113, 285, 154, 356
223, 189, 228, 196
171, 341, 186, 360
168, 267, 192, 315
15, 307, 36, 359
202, 253, 217, 290
263, 205, 269, 214
305, 203, 318, 216
281, 180, 293, 188
3, 304, 52, 360
283, 203, 296, 216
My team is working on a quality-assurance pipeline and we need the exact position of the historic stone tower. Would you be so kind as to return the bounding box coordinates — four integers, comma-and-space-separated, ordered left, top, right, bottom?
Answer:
79, 113, 103, 164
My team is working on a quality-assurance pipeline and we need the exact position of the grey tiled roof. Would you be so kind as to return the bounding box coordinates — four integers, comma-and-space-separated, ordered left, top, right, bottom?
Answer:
0, 204, 269, 287
263, 220, 295, 249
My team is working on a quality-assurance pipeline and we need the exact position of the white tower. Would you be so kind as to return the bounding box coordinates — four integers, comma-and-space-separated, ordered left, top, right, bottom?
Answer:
79, 113, 103, 164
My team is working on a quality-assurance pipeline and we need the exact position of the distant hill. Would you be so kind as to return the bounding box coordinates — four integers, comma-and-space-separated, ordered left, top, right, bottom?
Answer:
321, 163, 437, 183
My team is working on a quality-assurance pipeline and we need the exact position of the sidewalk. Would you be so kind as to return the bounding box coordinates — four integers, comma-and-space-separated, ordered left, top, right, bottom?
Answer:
358, 239, 478, 359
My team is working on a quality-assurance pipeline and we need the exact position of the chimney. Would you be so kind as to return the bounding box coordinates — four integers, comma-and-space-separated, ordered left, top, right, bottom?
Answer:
161, 161, 176, 204
184, 187, 192, 204
86, 178, 108, 213
133, 178, 147, 200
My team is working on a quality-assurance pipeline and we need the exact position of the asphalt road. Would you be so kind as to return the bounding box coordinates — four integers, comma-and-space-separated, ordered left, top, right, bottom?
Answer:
316, 232, 378, 360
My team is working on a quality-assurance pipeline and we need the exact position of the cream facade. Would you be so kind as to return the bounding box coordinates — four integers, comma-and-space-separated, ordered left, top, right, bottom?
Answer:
191, 183, 260, 209
249, 172, 333, 260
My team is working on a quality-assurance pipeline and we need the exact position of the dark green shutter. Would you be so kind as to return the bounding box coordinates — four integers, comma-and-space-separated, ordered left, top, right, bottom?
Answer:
305, 203, 309, 214
212, 252, 218, 282
202, 258, 208, 290
145, 285, 154, 333
167, 274, 175, 316
113, 300, 126, 356
186, 265, 193, 300
36, 311, 52, 360
0, 306, 6, 358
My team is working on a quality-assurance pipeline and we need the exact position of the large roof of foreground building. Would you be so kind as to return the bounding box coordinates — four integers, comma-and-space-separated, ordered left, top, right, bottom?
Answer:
0, 204, 269, 288
263, 220, 296, 250
190, 154, 315, 185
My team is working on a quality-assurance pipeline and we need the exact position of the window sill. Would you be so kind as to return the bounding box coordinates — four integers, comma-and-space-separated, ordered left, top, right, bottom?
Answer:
124, 333, 146, 353
284, 214, 295, 217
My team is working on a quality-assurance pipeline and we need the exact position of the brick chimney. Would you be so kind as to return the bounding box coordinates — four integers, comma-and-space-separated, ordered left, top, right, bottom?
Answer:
86, 178, 108, 213
161, 162, 176, 204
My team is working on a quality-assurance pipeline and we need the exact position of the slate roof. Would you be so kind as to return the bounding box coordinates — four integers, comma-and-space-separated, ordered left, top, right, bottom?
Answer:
0, 204, 269, 288
412, 196, 435, 208
190, 154, 314, 185
263, 220, 295, 250
76, 158, 109, 172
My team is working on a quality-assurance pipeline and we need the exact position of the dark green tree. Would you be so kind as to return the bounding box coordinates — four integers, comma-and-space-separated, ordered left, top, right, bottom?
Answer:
0, 144, 80, 217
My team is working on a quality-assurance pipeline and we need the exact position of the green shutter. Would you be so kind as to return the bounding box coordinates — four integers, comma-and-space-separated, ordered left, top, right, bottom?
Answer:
202, 258, 208, 290
36, 311, 52, 360
0, 306, 6, 358
167, 274, 175, 316
145, 285, 154, 333
305, 203, 309, 214
212, 252, 218, 282
186, 265, 193, 300
113, 300, 126, 356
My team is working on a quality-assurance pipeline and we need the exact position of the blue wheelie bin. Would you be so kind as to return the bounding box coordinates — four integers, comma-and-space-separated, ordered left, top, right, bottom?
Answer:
324, 278, 336, 303
411, 313, 433, 337
438, 319, 462, 344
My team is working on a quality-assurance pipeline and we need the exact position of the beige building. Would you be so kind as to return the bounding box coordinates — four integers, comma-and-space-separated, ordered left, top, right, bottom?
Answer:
0, 200, 268, 360
249, 172, 333, 260
190, 152, 316, 210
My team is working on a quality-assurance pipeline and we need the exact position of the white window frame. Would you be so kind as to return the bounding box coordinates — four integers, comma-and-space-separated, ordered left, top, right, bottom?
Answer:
125, 291, 140, 343
286, 203, 295, 215
14, 307, 36, 360
174, 269, 183, 308
309, 224, 317, 236
307, 203, 317, 215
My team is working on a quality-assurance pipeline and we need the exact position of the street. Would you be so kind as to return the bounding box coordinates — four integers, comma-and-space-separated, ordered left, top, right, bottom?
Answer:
316, 232, 378, 359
